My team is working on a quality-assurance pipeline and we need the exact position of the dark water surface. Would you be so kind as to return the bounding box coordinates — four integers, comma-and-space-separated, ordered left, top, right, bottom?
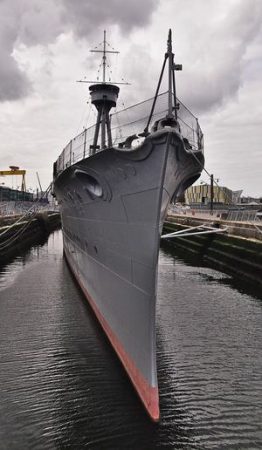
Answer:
0, 231, 261, 450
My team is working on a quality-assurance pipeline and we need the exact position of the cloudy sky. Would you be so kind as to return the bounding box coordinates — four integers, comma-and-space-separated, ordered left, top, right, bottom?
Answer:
0, 0, 261, 196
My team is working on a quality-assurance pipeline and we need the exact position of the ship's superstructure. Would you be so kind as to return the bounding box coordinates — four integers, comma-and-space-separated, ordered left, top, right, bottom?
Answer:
53, 30, 204, 421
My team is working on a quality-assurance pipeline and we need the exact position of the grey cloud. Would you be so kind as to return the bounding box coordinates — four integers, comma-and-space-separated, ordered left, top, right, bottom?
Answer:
18, 0, 65, 46
0, 1, 29, 100
178, 0, 262, 113
0, 0, 63, 101
62, 0, 159, 37
0, 0, 159, 102
111, 0, 262, 116
0, 50, 31, 101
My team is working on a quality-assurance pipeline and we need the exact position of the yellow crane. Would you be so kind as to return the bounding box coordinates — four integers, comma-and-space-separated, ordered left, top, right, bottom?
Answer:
0, 166, 26, 191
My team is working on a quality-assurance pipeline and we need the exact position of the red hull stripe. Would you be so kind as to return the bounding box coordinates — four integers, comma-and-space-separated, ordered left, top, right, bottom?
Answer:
65, 253, 160, 421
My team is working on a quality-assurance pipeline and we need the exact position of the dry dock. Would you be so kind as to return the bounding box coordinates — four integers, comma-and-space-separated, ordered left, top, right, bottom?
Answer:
163, 212, 262, 286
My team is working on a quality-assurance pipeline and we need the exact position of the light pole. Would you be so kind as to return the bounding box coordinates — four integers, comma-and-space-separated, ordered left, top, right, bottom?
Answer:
210, 174, 214, 215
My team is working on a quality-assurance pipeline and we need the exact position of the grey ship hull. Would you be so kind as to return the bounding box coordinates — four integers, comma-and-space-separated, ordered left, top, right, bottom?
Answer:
54, 128, 203, 420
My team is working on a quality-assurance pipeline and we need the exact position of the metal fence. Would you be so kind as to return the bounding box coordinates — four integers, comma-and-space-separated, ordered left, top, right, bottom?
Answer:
169, 205, 262, 222
227, 210, 261, 222
55, 91, 203, 175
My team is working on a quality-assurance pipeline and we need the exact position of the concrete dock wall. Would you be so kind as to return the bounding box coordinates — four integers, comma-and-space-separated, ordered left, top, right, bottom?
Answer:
163, 214, 262, 286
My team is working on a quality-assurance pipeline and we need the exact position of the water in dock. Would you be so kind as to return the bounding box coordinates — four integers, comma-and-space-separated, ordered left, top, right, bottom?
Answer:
0, 230, 261, 449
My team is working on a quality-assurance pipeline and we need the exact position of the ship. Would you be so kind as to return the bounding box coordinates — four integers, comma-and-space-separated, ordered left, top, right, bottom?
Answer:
53, 30, 204, 421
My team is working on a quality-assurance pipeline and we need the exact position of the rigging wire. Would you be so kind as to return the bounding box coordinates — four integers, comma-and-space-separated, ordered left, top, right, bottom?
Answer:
120, 99, 137, 137
112, 106, 123, 142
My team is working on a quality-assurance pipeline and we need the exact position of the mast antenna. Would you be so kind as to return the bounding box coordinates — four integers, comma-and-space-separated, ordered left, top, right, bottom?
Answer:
77, 30, 130, 86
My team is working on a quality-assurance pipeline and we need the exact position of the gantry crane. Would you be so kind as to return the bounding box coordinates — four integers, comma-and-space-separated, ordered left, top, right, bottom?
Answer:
0, 166, 26, 191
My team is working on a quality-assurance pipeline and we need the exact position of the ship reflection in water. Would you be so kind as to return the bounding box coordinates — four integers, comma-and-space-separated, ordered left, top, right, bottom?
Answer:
0, 230, 261, 449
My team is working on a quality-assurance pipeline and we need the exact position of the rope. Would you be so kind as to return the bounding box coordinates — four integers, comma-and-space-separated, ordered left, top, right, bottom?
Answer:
0, 218, 33, 250
0, 183, 52, 240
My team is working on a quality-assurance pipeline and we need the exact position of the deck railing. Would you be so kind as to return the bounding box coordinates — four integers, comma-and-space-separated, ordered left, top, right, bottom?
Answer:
55, 91, 203, 175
